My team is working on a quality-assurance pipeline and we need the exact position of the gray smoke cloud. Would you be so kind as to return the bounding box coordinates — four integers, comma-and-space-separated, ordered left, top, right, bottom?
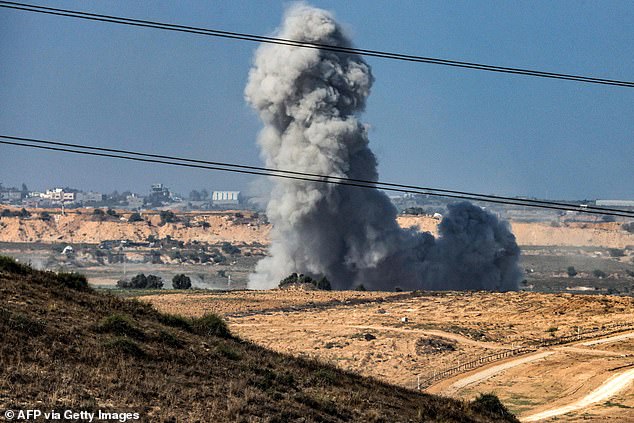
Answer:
245, 3, 521, 291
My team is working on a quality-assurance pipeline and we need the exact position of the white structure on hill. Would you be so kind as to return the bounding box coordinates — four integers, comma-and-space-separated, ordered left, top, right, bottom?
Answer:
212, 191, 241, 206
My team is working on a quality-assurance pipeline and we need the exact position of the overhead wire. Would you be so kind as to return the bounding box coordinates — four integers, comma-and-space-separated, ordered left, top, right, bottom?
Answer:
0, 1, 632, 88
1, 136, 633, 218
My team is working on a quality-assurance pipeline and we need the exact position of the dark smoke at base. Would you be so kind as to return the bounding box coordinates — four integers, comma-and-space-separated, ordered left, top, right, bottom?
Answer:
245, 3, 521, 291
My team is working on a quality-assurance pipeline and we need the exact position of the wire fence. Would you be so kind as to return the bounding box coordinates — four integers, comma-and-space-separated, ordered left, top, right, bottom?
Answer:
414, 321, 634, 390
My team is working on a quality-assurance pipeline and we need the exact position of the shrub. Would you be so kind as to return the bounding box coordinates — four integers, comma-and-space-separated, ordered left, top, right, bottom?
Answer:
315, 276, 331, 291
172, 274, 192, 290
278, 273, 331, 290
18, 208, 30, 218
0, 209, 12, 217
0, 256, 32, 275
92, 208, 105, 216
104, 337, 145, 358
355, 284, 367, 291
191, 313, 231, 338
120, 273, 164, 289
626, 270, 634, 278
96, 314, 145, 340
566, 266, 577, 277
56, 272, 89, 291
593, 269, 607, 279
159, 210, 177, 225
0, 308, 45, 336
106, 208, 118, 217
40, 211, 51, 221
470, 393, 517, 420
157, 313, 192, 331
157, 330, 184, 348
217, 344, 241, 360
128, 212, 143, 222
608, 248, 625, 258
221, 242, 241, 255
622, 222, 634, 233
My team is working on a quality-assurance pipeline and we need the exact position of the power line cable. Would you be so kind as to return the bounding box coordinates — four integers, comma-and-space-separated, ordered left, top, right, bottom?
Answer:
2, 134, 631, 217
1, 1, 632, 88
2, 136, 633, 218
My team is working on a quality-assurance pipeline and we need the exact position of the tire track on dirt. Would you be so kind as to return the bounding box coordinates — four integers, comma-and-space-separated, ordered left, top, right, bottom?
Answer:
522, 367, 634, 421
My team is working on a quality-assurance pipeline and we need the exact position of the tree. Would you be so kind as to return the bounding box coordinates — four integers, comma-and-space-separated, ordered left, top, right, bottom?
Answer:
18, 208, 30, 218
122, 273, 164, 289
566, 266, 577, 277
200, 189, 209, 200
593, 269, 607, 279
221, 242, 240, 255
315, 276, 331, 291
106, 208, 119, 218
40, 211, 51, 222
189, 190, 202, 201
172, 274, 192, 290
128, 212, 143, 222
278, 273, 331, 290
159, 210, 177, 225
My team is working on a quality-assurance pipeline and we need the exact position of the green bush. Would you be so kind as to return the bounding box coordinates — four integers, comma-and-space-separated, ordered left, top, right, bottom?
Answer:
191, 313, 231, 338
608, 248, 625, 258
278, 273, 331, 290
172, 274, 192, 290
56, 272, 89, 291
470, 393, 517, 421
566, 266, 577, 277
0, 256, 32, 275
217, 343, 241, 360
157, 330, 184, 348
0, 308, 45, 336
157, 313, 192, 331
104, 337, 145, 358
159, 210, 177, 225
96, 314, 145, 340
118, 273, 164, 289
221, 242, 241, 255
128, 212, 143, 222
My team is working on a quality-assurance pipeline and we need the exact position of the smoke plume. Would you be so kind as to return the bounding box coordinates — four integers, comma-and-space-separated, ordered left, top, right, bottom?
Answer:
245, 3, 521, 291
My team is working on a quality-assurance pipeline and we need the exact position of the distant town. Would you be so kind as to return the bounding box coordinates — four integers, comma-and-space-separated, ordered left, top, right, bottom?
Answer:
0, 182, 245, 211
1, 181, 632, 223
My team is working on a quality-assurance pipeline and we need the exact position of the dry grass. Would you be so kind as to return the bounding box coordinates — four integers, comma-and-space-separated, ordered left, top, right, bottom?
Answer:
0, 258, 518, 422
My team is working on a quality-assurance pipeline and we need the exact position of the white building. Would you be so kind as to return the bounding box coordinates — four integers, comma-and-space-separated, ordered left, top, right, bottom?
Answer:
212, 191, 241, 206
596, 200, 634, 208
41, 188, 75, 203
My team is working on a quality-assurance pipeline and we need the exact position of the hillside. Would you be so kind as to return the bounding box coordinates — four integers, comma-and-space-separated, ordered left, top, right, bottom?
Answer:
1, 208, 633, 248
0, 257, 518, 422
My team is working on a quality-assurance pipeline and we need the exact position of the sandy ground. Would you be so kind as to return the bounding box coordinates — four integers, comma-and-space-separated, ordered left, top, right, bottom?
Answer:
523, 367, 634, 421
2, 208, 634, 247
142, 289, 634, 420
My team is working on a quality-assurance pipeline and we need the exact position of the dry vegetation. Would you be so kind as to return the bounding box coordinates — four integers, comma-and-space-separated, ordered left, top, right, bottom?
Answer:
0, 258, 519, 422
143, 289, 634, 421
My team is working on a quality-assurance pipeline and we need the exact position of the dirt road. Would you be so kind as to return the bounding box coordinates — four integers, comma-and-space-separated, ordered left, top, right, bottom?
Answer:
522, 367, 634, 421
581, 331, 634, 346
428, 351, 554, 396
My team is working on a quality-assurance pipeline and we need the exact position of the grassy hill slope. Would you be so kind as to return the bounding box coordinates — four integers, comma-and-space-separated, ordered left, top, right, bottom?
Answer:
0, 257, 518, 422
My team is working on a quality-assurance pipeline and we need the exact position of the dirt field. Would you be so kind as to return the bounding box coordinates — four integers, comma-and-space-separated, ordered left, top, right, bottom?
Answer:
142, 289, 634, 421
2, 207, 634, 248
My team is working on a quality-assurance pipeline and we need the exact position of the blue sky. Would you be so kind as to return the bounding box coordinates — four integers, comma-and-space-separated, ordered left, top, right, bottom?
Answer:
1, 1, 632, 199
